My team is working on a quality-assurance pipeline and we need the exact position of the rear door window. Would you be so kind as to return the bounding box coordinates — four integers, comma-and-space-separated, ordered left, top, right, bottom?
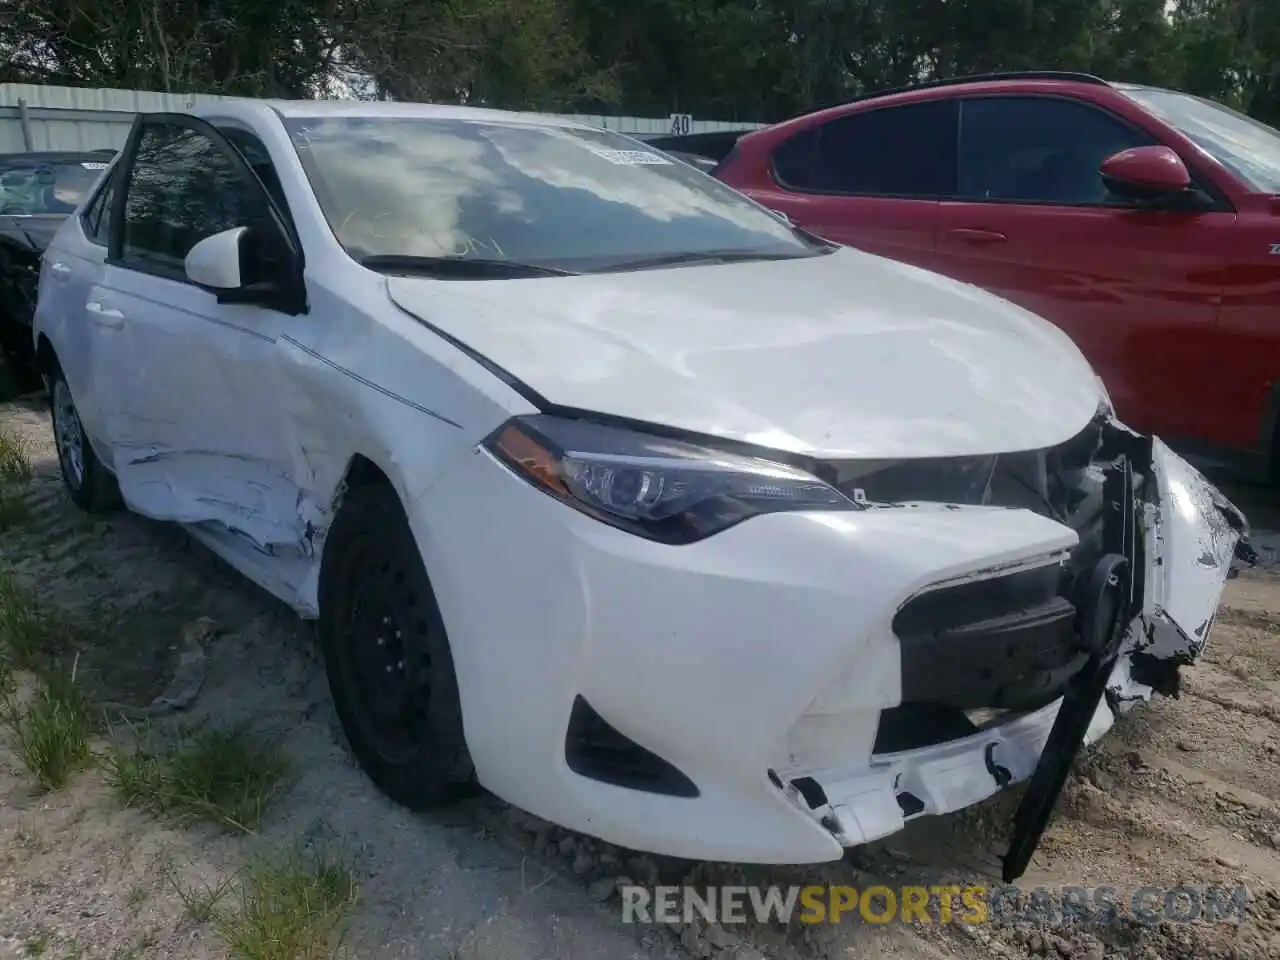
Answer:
772, 100, 959, 198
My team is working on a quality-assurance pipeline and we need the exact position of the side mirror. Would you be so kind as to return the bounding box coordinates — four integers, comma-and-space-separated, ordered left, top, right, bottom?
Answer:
185, 226, 249, 290
1100, 146, 1192, 205
183, 225, 306, 313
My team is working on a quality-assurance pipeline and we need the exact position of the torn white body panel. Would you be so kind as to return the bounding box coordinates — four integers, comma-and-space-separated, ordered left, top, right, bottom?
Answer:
1105, 438, 1249, 714
1138, 438, 1245, 661
81, 257, 317, 570
114, 451, 308, 549
48, 211, 532, 614
776, 677, 1127, 852
113, 284, 524, 614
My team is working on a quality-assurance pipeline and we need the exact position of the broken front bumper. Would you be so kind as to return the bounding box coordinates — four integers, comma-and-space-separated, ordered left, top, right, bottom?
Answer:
780, 431, 1251, 879
998, 434, 1250, 880
417, 422, 1250, 866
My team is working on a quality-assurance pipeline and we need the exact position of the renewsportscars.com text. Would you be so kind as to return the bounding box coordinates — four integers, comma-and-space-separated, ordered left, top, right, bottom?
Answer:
620, 884, 1251, 927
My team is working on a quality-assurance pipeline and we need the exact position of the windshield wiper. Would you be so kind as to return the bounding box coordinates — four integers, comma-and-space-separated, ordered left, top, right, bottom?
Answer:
359, 254, 577, 279
592, 248, 830, 274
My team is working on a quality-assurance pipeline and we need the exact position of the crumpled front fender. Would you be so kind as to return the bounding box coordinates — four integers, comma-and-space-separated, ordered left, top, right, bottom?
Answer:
1002, 430, 1252, 881
1110, 437, 1251, 709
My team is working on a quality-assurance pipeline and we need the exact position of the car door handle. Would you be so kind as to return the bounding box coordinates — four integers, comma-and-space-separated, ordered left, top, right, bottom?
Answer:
948, 227, 1009, 244
86, 300, 125, 329
50, 261, 72, 281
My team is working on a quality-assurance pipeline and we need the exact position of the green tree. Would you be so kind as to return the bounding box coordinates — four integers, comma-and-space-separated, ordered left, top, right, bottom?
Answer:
3, 0, 1279, 127
333, 0, 617, 108
1172, 0, 1280, 123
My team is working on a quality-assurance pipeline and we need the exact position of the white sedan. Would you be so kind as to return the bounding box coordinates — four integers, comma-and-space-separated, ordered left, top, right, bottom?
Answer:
33, 100, 1250, 878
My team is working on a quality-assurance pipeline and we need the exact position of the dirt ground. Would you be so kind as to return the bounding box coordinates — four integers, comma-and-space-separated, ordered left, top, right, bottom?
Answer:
1, 393, 1277, 960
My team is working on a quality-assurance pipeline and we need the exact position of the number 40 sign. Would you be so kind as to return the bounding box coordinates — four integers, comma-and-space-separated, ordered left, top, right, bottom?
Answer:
668, 113, 693, 136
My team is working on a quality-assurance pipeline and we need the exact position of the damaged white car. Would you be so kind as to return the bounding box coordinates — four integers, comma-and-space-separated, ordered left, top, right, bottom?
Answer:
33, 101, 1253, 881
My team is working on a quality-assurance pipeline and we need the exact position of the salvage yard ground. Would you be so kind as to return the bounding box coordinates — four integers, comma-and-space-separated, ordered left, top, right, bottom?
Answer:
0, 392, 1278, 960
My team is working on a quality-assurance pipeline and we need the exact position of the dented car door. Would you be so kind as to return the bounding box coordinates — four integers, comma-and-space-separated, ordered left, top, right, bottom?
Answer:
97, 114, 307, 552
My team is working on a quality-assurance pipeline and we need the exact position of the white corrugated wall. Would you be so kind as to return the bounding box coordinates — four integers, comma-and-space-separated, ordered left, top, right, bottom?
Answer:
0, 83, 762, 153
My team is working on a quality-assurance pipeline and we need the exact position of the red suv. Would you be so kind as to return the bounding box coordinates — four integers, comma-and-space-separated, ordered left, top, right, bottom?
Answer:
662, 71, 1280, 482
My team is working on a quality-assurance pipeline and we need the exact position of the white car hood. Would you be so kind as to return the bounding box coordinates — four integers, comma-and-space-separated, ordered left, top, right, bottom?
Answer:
386, 247, 1104, 459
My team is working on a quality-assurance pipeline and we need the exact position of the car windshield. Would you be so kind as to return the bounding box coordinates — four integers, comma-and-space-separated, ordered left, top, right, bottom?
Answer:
0, 158, 109, 216
1120, 86, 1280, 193
283, 116, 820, 273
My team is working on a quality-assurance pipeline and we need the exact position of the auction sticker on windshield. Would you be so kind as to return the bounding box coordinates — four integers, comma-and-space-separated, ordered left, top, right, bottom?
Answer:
582, 145, 672, 165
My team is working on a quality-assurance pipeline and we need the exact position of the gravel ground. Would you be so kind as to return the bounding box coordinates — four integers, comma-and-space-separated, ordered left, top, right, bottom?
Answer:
1, 394, 1277, 960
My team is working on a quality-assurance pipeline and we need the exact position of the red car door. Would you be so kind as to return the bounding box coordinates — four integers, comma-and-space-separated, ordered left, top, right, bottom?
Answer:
1117, 84, 1280, 470
721, 98, 957, 271
932, 94, 1232, 442
1207, 195, 1280, 461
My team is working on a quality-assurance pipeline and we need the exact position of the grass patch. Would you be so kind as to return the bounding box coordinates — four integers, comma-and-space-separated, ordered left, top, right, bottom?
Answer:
215, 852, 358, 960
0, 426, 31, 484
172, 872, 237, 923
0, 427, 32, 533
104, 724, 289, 832
0, 566, 67, 671
2, 657, 94, 790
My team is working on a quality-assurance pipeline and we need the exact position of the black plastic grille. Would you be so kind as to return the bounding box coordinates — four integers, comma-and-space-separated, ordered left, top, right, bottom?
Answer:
886, 421, 1116, 714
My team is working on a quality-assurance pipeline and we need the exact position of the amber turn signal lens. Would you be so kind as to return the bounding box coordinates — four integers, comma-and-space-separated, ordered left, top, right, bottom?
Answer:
491, 423, 569, 496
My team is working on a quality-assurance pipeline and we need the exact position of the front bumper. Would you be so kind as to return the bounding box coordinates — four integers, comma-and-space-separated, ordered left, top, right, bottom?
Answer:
414, 426, 1247, 865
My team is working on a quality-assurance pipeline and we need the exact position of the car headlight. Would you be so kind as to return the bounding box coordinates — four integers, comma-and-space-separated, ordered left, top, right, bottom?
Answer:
483, 415, 860, 544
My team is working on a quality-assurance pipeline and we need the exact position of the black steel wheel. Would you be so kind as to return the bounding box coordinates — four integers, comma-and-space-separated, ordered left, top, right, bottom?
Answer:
318, 482, 475, 808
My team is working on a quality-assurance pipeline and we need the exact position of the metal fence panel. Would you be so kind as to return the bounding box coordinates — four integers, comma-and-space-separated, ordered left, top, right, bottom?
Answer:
0, 83, 763, 153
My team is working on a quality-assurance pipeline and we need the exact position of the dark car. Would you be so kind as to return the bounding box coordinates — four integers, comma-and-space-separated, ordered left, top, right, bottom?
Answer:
0, 152, 113, 366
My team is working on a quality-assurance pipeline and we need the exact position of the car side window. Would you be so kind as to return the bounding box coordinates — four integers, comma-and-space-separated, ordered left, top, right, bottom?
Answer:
772, 100, 958, 199
772, 127, 819, 187
958, 97, 1154, 205
119, 121, 275, 279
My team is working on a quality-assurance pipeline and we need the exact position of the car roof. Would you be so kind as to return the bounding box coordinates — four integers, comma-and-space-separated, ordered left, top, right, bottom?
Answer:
846, 70, 1112, 105
746, 71, 1126, 143
189, 98, 597, 132
1110, 81, 1178, 97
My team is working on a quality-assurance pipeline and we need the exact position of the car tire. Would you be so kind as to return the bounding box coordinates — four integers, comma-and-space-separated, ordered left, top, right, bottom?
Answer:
318, 482, 476, 809
48, 364, 122, 512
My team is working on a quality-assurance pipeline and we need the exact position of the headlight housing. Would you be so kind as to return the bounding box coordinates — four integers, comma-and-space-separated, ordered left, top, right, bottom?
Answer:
483, 415, 860, 544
